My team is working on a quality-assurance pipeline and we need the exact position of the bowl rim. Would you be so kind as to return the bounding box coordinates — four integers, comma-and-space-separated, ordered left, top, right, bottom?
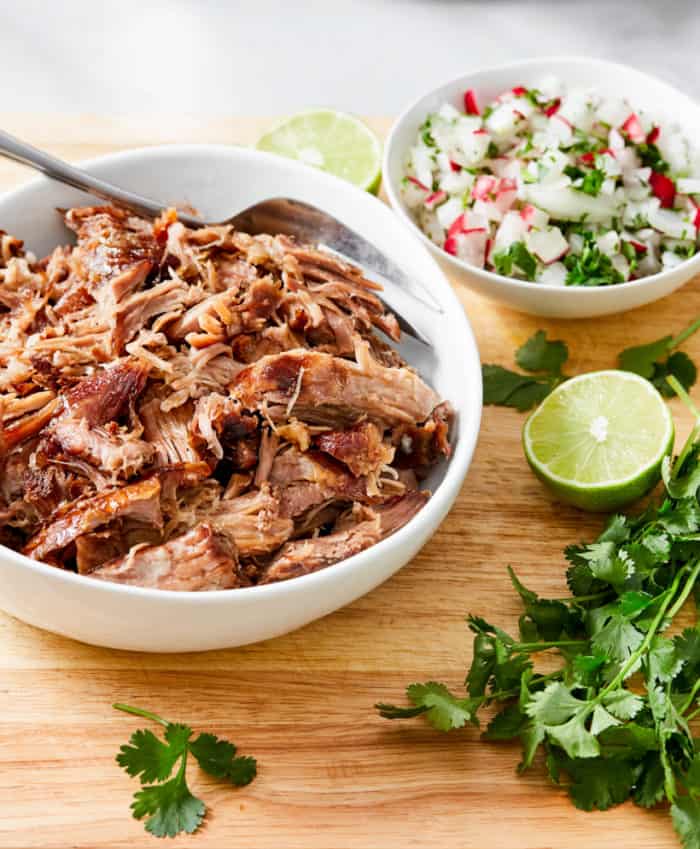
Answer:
383, 55, 700, 295
0, 142, 482, 604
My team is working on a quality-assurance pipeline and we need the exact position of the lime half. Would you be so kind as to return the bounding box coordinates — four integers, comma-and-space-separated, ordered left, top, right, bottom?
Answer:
256, 110, 382, 193
523, 370, 674, 512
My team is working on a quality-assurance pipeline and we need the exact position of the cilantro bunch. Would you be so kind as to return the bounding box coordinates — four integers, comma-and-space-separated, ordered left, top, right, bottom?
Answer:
483, 319, 700, 412
114, 704, 257, 838
377, 379, 700, 848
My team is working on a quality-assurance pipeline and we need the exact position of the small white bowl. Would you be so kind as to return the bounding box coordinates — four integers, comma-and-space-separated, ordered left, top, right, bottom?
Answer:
384, 57, 700, 319
0, 145, 482, 651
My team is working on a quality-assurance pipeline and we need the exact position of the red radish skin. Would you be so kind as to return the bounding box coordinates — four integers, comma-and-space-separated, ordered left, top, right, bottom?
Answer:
628, 240, 648, 254
647, 126, 660, 144
580, 147, 615, 166
544, 99, 561, 117
473, 128, 488, 136
649, 171, 676, 209
464, 90, 480, 116
553, 114, 573, 130
444, 236, 458, 256
691, 198, 700, 229
424, 190, 447, 210
621, 113, 645, 144
449, 160, 462, 172
472, 175, 497, 201
407, 176, 430, 192
448, 214, 468, 238
520, 205, 537, 227
512, 86, 528, 97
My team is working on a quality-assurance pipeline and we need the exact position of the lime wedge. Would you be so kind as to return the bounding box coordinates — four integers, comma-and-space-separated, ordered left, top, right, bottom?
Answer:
256, 110, 382, 193
523, 370, 674, 512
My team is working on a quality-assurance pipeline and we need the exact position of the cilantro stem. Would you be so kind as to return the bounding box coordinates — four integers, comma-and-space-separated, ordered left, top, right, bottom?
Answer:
550, 591, 613, 605
511, 640, 589, 653
665, 559, 700, 621
113, 703, 169, 728
680, 678, 700, 715
670, 315, 700, 350
686, 706, 700, 722
596, 564, 690, 702
485, 671, 563, 703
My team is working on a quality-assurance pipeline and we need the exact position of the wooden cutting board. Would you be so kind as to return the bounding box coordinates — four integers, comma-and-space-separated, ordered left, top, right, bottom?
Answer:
0, 114, 697, 849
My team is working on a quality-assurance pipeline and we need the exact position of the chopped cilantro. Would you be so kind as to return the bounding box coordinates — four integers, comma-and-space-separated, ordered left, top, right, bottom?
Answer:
493, 241, 538, 281
564, 232, 624, 286
637, 142, 670, 174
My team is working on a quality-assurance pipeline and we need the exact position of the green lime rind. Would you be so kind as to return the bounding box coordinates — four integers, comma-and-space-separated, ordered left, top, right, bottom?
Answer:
255, 109, 382, 194
523, 370, 674, 512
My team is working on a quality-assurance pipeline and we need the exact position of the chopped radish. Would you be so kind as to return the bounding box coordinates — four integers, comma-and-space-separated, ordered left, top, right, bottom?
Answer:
649, 171, 676, 208
512, 86, 528, 97
520, 204, 549, 229
447, 213, 468, 237
553, 113, 573, 130
424, 190, 447, 211
544, 98, 561, 117
473, 128, 488, 135
648, 206, 695, 239
647, 126, 660, 144
436, 198, 464, 230
690, 198, 700, 229
628, 240, 648, 254
621, 113, 645, 143
494, 211, 529, 253
527, 227, 569, 264
446, 228, 487, 267
608, 128, 625, 151
444, 236, 459, 256
464, 89, 480, 115
537, 261, 567, 285
472, 175, 498, 200
449, 159, 462, 172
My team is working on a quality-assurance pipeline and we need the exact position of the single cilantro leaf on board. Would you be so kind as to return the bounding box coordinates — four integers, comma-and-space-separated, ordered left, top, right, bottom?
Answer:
672, 796, 700, 849
377, 682, 480, 731
190, 733, 257, 786
515, 330, 569, 375
481, 364, 553, 411
114, 704, 257, 838
131, 776, 205, 839
619, 335, 674, 379
117, 724, 192, 785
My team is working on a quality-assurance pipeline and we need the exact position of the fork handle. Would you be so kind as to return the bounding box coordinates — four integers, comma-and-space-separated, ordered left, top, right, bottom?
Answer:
0, 128, 203, 226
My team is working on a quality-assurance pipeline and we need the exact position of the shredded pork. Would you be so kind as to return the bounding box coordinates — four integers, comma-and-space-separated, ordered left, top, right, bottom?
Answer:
0, 206, 454, 590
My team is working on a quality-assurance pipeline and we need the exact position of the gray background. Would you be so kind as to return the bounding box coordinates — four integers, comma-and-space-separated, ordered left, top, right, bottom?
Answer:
0, 0, 698, 114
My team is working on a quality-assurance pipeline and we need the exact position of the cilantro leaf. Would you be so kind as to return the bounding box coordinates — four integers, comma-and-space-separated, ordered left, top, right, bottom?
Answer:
559, 755, 638, 811
515, 330, 568, 375
589, 606, 644, 664
114, 704, 257, 838
190, 733, 257, 786
131, 774, 205, 838
634, 753, 666, 807
116, 724, 191, 784
493, 241, 537, 281
619, 336, 674, 379
672, 796, 700, 849
482, 703, 529, 741
482, 364, 553, 411
564, 232, 624, 286
378, 682, 480, 731
580, 169, 606, 197
619, 318, 700, 396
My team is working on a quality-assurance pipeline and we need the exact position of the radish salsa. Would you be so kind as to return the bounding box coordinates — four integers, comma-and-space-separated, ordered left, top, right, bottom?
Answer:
402, 78, 700, 285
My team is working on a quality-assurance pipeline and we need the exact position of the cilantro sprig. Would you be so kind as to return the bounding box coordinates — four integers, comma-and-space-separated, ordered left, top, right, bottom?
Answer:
482, 330, 569, 411
483, 319, 700, 412
377, 379, 700, 848
114, 703, 257, 838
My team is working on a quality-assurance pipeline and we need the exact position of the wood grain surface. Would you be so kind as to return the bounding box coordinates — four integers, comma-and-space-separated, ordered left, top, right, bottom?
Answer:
0, 114, 698, 849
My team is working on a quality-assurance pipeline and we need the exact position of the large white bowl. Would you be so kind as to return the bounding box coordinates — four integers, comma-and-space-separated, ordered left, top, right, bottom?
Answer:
384, 57, 700, 319
0, 145, 481, 651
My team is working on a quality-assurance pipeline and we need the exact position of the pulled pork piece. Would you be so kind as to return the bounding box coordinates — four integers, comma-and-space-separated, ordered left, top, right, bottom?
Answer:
200, 484, 294, 557
90, 523, 242, 590
63, 357, 150, 425
231, 340, 439, 428
191, 393, 259, 465
23, 476, 163, 564
316, 421, 393, 478
46, 418, 154, 480
140, 398, 199, 466
261, 490, 429, 584
269, 448, 369, 518
393, 401, 454, 471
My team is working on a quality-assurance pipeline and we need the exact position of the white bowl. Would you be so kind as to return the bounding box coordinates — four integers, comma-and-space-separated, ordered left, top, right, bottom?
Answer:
0, 145, 481, 651
384, 57, 700, 319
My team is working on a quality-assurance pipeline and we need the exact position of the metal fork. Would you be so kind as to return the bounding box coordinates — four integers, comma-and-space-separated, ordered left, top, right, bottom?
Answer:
0, 128, 441, 345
